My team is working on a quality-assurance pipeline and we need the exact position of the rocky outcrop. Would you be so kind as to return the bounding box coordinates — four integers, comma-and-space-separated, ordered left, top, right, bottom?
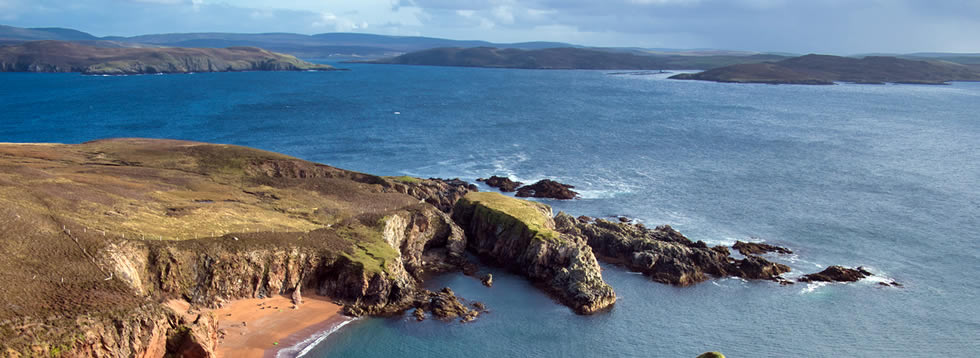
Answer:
732, 240, 793, 256
420, 288, 480, 322
478, 176, 523, 192
387, 178, 478, 213
452, 192, 616, 314
515, 179, 579, 200
481, 273, 493, 287
798, 266, 871, 283
555, 213, 790, 286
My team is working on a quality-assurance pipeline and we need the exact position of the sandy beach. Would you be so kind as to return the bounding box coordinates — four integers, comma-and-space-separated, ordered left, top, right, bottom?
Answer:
169, 295, 344, 358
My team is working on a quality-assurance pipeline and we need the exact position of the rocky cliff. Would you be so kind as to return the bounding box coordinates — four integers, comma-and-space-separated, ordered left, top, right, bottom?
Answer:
0, 139, 470, 356
452, 192, 616, 314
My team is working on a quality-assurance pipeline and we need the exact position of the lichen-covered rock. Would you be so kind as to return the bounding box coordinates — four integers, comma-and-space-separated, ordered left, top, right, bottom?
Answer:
557, 212, 790, 285
798, 266, 872, 283
453, 192, 616, 314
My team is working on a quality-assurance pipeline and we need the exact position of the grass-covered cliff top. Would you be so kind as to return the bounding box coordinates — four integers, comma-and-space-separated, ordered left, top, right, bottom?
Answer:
457, 192, 562, 243
0, 138, 416, 322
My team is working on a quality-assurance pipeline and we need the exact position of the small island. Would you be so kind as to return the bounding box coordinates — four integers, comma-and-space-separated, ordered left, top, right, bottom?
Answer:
669, 54, 980, 85
0, 40, 336, 74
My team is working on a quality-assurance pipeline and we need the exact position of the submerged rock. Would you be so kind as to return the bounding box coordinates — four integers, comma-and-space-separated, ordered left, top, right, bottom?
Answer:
515, 179, 579, 200
733, 240, 793, 256
453, 192, 616, 314
798, 266, 872, 283
478, 176, 523, 192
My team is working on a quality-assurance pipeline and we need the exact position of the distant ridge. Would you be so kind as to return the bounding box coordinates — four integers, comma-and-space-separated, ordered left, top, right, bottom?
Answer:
359, 46, 787, 70
669, 54, 980, 85
0, 40, 335, 74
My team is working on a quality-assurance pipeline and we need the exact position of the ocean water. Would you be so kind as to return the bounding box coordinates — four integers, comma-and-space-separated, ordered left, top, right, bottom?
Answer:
1, 65, 978, 357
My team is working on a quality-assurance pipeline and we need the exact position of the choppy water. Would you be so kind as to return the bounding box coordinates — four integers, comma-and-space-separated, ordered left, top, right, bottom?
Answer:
1, 65, 978, 357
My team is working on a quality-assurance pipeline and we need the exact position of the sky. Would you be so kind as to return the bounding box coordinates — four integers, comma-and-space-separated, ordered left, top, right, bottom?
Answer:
1, 0, 979, 54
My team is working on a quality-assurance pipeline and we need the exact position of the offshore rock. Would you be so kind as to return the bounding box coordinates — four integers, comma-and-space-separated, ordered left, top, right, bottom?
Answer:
478, 176, 523, 192
453, 192, 616, 314
425, 287, 480, 322
556, 213, 790, 286
481, 273, 494, 287
798, 266, 872, 283
732, 240, 793, 256
515, 179, 579, 200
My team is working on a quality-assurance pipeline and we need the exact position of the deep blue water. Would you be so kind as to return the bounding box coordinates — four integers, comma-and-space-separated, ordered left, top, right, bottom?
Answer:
1, 65, 978, 357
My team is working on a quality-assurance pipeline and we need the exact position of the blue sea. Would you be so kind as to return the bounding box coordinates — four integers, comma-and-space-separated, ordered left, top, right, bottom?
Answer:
1, 65, 978, 357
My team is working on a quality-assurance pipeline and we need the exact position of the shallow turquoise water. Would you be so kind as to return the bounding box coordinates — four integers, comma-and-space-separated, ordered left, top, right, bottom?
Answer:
1, 65, 978, 357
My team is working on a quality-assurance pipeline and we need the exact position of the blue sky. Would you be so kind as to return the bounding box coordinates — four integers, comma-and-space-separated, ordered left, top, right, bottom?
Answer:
2, 0, 979, 54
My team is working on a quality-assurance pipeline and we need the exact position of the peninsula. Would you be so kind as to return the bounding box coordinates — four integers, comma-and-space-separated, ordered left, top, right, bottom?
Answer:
0, 40, 335, 74
669, 54, 980, 84
0, 139, 882, 357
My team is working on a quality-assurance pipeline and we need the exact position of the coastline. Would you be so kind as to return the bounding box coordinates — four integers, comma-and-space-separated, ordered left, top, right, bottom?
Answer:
206, 295, 345, 358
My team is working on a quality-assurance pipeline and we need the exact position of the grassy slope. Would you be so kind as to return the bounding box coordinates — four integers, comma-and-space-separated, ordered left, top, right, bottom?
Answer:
0, 138, 414, 324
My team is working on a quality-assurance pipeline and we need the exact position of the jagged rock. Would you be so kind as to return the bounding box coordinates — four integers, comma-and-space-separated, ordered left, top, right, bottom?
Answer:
387, 177, 477, 213
798, 266, 872, 283
733, 240, 793, 256
481, 273, 493, 287
515, 179, 579, 200
479, 176, 523, 192
453, 192, 616, 314
426, 288, 479, 322
413, 308, 425, 321
556, 212, 791, 286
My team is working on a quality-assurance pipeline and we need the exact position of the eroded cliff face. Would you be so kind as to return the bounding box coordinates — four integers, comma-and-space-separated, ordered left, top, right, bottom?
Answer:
452, 192, 616, 314
554, 213, 791, 286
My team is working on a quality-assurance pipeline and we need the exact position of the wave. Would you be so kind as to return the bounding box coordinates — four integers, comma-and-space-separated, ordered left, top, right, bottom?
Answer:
799, 281, 828, 294
276, 316, 357, 358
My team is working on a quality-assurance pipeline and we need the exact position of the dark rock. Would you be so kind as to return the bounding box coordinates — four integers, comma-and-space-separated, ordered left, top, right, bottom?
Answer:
481, 273, 493, 287
413, 308, 425, 321
481, 175, 523, 192
798, 266, 872, 283
733, 240, 793, 256
515, 179, 579, 200
890, 281, 903, 287
426, 287, 479, 322
554, 212, 792, 286
618, 216, 631, 223
472, 302, 486, 311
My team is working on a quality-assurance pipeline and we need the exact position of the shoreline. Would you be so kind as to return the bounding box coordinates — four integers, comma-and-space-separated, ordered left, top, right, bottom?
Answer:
196, 295, 345, 358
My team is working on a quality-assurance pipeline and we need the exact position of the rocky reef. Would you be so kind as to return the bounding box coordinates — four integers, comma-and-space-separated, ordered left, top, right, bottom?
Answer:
798, 266, 871, 283
477, 176, 523, 192
554, 214, 791, 286
453, 192, 616, 314
515, 179, 579, 200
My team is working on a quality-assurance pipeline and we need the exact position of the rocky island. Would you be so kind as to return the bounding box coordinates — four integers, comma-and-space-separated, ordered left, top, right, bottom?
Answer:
0, 40, 336, 74
0, 139, 887, 356
669, 54, 980, 85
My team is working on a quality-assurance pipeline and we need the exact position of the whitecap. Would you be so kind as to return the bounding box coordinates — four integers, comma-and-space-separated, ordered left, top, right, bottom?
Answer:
799, 282, 828, 294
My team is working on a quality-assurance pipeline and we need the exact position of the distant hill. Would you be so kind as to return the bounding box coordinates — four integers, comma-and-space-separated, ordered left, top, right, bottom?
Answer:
362, 47, 787, 70
0, 25, 99, 41
0, 40, 335, 74
669, 54, 980, 85
0, 25, 576, 60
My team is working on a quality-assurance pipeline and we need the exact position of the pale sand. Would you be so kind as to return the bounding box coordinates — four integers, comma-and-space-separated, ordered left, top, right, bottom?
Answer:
167, 295, 343, 358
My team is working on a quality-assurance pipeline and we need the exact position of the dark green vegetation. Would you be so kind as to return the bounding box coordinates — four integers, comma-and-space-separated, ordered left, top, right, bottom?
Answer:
0, 40, 335, 74
670, 54, 980, 85
362, 46, 787, 70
